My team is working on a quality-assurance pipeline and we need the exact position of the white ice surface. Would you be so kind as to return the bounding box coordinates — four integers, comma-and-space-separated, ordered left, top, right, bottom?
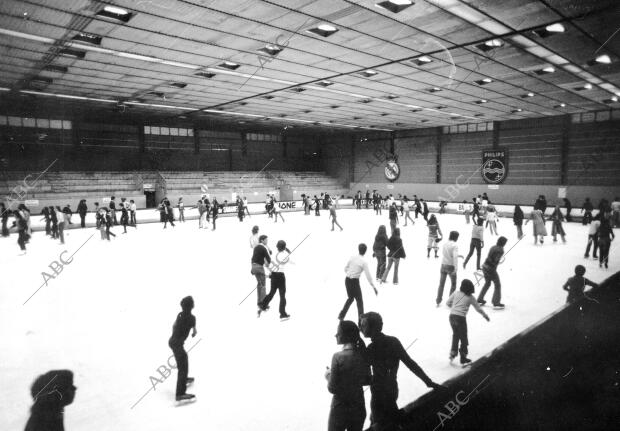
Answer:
0, 210, 617, 431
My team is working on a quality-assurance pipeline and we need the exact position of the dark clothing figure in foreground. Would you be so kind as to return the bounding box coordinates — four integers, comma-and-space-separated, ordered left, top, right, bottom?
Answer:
25, 369, 76, 431
361, 312, 442, 429
326, 320, 371, 431
563, 265, 598, 303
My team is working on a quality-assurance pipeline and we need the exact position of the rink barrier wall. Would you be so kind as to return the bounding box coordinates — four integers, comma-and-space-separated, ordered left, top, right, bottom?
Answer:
9, 198, 598, 233
390, 271, 620, 431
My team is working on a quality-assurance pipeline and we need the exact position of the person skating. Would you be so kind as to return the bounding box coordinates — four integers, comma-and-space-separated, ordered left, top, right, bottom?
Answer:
463, 218, 484, 271
77, 199, 87, 228
338, 244, 377, 322
211, 197, 219, 230
260, 240, 292, 320
325, 320, 370, 431
360, 312, 443, 429
59, 205, 71, 244
513, 205, 524, 239
177, 197, 185, 223
381, 228, 406, 285
463, 200, 471, 224
168, 296, 197, 402
252, 234, 272, 317
403, 198, 415, 226
597, 218, 615, 269
329, 203, 343, 231
426, 215, 442, 258
119, 198, 130, 233
563, 265, 598, 303
104, 208, 116, 241
584, 216, 600, 259
109, 196, 118, 225
436, 231, 461, 306
477, 236, 507, 308
97, 208, 107, 240
388, 202, 399, 235
372, 226, 388, 281
447, 279, 490, 367
525, 208, 547, 245
581, 197, 593, 225
25, 369, 76, 431
12, 206, 30, 255
40, 205, 51, 236
421, 198, 429, 222
486, 207, 499, 236
130, 199, 137, 225
249, 225, 260, 249
273, 202, 285, 223
550, 205, 566, 243
49, 206, 59, 239
314, 195, 321, 216
0, 202, 10, 237
414, 195, 421, 219
563, 198, 573, 222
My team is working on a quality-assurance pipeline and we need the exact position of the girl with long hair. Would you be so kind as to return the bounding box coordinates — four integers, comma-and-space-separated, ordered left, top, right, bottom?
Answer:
372, 225, 388, 280
426, 215, 443, 258
325, 320, 370, 431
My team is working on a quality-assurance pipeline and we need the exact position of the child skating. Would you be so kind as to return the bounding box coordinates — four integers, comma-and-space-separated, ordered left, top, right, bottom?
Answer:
168, 296, 197, 403
562, 265, 598, 303
447, 279, 490, 367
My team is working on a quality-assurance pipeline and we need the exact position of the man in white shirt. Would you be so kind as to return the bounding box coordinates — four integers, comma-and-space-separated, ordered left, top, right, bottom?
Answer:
338, 244, 378, 321
129, 200, 137, 225
437, 231, 461, 306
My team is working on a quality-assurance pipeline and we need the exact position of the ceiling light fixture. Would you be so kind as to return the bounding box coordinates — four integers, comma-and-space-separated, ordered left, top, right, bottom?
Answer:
588, 54, 612, 66
511, 108, 523, 113
476, 39, 503, 52
59, 48, 86, 59
554, 103, 566, 108
43, 64, 68, 73
195, 71, 215, 78
72, 32, 102, 45
476, 99, 487, 104
218, 61, 240, 70
375, 0, 414, 14
307, 24, 339, 37
167, 82, 187, 88
359, 70, 378, 78
257, 44, 283, 56
317, 80, 333, 87
475, 78, 493, 85
385, 94, 398, 99
96, 5, 133, 22
412, 55, 432, 65
532, 23, 566, 38
428, 87, 441, 92
603, 97, 618, 104
535, 66, 555, 75
521, 92, 535, 98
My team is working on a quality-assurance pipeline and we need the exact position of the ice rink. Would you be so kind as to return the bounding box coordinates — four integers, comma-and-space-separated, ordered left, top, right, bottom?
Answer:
1, 208, 617, 431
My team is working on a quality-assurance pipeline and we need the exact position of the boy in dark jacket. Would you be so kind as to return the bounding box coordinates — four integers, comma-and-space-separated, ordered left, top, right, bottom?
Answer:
563, 265, 598, 303
169, 296, 197, 402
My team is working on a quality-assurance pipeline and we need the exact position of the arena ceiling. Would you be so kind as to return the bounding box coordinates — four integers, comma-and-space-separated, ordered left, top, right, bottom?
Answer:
0, 0, 619, 131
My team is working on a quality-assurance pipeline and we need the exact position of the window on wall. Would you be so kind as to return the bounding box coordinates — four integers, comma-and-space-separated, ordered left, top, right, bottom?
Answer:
245, 132, 281, 142
0, 115, 72, 129
443, 121, 494, 134
571, 109, 619, 123
145, 125, 193, 136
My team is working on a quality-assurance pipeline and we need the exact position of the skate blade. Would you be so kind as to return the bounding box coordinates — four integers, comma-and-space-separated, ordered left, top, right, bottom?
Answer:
175, 397, 197, 406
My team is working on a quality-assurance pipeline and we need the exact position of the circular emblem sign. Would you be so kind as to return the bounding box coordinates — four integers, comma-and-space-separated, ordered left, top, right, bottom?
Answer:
481, 150, 508, 184
384, 159, 400, 182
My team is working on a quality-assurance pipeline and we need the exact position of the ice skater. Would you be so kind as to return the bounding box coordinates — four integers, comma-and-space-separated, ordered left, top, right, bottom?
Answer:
486, 207, 499, 235
388, 202, 399, 235
436, 231, 461, 306
581, 197, 593, 225
526, 208, 547, 245
360, 312, 443, 429
168, 296, 197, 403
177, 198, 185, 222
251, 234, 272, 317
25, 369, 76, 431
584, 216, 600, 259
550, 205, 566, 243
463, 218, 484, 271
597, 218, 615, 269
447, 279, 490, 367
329, 203, 343, 231
403, 198, 415, 226
381, 228, 406, 285
260, 240, 291, 320
477, 236, 507, 309
314, 195, 321, 216
211, 197, 219, 230
338, 244, 378, 322
563, 265, 598, 303
513, 205, 524, 239
463, 200, 471, 224
273, 202, 285, 223
426, 215, 443, 258
12, 205, 30, 255
372, 225, 388, 281
249, 225, 260, 249
421, 198, 429, 222
325, 320, 370, 431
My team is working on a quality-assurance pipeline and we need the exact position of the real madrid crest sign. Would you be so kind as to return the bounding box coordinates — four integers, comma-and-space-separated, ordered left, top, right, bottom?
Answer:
384, 155, 400, 182
481, 150, 508, 184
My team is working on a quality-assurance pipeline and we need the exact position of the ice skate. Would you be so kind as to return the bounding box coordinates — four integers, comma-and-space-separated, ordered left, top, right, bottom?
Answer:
493, 303, 505, 309
175, 393, 196, 405
460, 357, 472, 368
280, 314, 291, 321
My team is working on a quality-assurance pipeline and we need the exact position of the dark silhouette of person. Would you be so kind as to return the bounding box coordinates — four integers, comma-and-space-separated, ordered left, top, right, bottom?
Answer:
360, 312, 442, 429
168, 296, 197, 402
25, 369, 76, 431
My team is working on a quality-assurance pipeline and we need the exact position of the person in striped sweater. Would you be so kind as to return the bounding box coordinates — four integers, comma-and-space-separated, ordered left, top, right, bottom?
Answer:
447, 279, 490, 366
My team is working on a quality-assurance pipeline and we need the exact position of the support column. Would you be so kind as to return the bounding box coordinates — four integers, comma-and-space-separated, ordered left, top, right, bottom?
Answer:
436, 127, 442, 184
193, 127, 199, 155
389, 131, 395, 154
560, 115, 570, 185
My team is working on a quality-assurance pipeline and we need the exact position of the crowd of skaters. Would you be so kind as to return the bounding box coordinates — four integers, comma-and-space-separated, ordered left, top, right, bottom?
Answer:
6, 187, 620, 431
